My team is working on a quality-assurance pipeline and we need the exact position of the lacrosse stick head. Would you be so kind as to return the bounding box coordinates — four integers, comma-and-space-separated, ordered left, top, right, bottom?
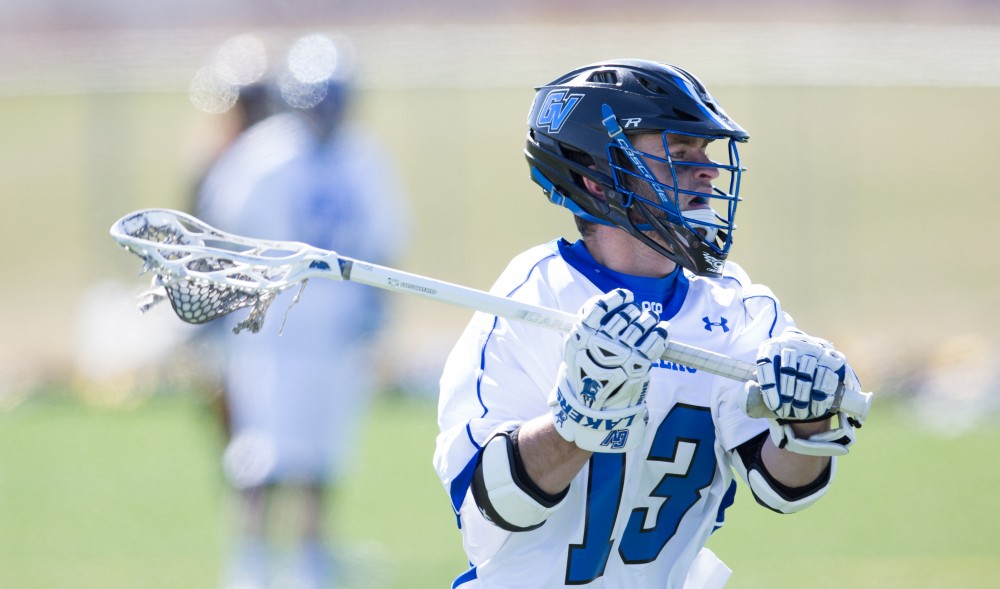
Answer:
110, 209, 329, 333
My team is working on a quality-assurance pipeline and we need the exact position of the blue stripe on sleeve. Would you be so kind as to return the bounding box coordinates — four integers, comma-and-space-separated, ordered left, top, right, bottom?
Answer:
472, 247, 557, 418
448, 443, 481, 516
743, 294, 780, 337
712, 480, 738, 533
473, 315, 501, 418
452, 565, 478, 588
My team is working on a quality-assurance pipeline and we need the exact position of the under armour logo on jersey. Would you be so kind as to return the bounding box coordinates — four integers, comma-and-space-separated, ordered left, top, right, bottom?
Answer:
703, 316, 730, 332
600, 429, 629, 450
536, 89, 584, 133
580, 376, 602, 408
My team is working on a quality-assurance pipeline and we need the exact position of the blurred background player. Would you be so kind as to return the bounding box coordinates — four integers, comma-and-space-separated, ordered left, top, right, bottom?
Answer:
188, 33, 277, 203
191, 32, 412, 589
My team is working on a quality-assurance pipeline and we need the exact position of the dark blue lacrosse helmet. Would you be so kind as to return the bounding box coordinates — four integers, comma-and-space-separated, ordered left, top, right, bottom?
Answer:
189, 33, 277, 129
525, 59, 748, 276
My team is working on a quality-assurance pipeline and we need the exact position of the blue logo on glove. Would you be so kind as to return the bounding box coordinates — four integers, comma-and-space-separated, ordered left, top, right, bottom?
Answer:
580, 376, 601, 408
600, 429, 630, 450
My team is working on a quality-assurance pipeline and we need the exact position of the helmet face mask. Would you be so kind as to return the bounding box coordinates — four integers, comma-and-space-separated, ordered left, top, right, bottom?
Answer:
524, 59, 748, 276
607, 128, 743, 275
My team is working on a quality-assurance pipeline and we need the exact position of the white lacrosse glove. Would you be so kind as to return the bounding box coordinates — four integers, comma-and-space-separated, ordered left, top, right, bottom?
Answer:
752, 330, 861, 456
549, 289, 669, 453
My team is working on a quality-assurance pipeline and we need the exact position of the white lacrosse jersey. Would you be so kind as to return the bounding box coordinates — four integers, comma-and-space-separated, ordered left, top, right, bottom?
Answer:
435, 239, 795, 589
196, 113, 411, 484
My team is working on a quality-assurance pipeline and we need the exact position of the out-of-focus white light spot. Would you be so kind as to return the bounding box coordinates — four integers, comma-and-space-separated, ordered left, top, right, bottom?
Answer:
278, 71, 327, 110
214, 34, 268, 86
189, 65, 239, 113
287, 34, 340, 84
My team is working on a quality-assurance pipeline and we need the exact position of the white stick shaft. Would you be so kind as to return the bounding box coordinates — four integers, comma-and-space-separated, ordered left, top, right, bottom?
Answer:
110, 206, 871, 422
336, 257, 871, 422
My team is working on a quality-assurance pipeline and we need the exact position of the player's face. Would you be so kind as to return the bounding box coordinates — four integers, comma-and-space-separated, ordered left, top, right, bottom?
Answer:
630, 132, 720, 212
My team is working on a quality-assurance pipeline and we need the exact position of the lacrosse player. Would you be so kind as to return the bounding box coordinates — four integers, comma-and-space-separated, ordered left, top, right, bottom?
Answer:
194, 34, 411, 589
434, 59, 863, 588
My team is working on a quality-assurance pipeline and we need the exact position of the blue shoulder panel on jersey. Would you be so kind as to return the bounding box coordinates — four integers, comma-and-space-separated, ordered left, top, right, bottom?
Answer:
557, 239, 689, 320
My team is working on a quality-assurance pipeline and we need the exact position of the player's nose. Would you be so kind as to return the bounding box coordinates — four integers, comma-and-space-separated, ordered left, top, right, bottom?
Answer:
691, 156, 720, 181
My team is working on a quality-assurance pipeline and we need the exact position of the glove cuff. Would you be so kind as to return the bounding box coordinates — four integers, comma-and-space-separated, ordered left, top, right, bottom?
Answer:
549, 386, 647, 453
767, 412, 855, 457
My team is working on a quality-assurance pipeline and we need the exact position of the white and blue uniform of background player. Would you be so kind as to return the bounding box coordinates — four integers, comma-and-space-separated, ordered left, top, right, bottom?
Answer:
193, 33, 411, 589
201, 113, 409, 486
434, 60, 864, 589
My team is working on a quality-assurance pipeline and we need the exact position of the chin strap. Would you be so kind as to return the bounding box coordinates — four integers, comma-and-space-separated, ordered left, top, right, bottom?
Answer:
681, 207, 724, 243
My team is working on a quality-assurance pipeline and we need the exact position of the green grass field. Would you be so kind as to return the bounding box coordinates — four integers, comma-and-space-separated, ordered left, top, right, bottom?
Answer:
1, 391, 997, 588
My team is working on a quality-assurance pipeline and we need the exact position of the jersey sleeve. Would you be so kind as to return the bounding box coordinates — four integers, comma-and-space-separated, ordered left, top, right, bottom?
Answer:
711, 263, 798, 452
434, 250, 568, 516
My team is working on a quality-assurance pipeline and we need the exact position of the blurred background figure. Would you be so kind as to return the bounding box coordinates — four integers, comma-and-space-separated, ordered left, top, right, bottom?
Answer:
189, 32, 278, 207
191, 32, 412, 589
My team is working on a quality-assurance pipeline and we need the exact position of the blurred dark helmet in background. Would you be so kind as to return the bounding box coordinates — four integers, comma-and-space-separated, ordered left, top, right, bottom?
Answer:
276, 33, 356, 138
189, 33, 277, 130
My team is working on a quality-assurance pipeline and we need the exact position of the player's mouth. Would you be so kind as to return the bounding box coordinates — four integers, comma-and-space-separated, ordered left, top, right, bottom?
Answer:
680, 190, 712, 212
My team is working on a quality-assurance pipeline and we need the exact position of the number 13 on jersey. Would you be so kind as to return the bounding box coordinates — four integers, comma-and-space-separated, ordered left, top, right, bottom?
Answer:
567, 405, 718, 584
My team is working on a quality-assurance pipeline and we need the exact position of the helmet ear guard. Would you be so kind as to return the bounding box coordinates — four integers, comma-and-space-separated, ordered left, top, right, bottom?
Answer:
525, 144, 619, 228
530, 167, 598, 221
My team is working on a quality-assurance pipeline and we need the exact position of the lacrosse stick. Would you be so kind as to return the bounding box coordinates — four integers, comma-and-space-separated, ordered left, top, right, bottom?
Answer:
110, 208, 872, 422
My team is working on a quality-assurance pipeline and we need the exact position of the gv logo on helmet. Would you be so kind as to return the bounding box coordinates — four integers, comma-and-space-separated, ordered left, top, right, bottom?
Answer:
536, 89, 583, 133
